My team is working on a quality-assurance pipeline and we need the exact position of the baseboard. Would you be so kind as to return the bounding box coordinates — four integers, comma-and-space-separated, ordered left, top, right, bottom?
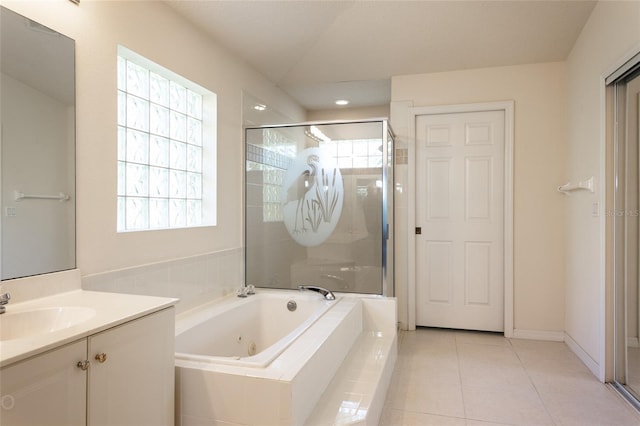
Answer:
512, 329, 565, 341
564, 332, 601, 379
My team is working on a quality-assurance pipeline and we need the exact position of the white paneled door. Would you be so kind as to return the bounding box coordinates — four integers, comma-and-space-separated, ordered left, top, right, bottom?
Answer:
416, 110, 505, 332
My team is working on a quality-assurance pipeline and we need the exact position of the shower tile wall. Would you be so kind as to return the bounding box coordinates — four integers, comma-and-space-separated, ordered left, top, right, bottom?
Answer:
82, 248, 243, 314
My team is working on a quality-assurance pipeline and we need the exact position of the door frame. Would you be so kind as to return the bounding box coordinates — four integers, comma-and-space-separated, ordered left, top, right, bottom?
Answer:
407, 101, 515, 337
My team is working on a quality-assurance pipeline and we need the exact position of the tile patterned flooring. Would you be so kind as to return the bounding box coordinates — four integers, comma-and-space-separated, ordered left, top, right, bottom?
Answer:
380, 328, 640, 426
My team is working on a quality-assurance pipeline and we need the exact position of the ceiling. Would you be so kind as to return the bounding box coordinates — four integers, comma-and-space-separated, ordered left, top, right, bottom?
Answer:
166, 0, 597, 111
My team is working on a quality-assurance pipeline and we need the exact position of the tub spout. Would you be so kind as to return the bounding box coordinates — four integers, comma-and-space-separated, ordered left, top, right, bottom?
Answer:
298, 285, 336, 301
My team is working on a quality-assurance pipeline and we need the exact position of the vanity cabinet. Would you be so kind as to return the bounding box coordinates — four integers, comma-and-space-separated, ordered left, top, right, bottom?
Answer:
0, 307, 175, 426
87, 307, 174, 426
0, 339, 87, 425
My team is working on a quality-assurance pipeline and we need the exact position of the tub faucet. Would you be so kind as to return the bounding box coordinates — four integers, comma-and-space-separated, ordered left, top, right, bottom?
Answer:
237, 285, 255, 298
0, 292, 10, 314
298, 285, 336, 301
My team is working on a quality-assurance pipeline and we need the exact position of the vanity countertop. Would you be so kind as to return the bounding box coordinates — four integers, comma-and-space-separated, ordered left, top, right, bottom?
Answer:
0, 290, 178, 367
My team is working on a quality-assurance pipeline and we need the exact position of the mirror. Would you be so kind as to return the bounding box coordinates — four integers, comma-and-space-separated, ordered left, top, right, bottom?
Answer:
1, 6, 76, 280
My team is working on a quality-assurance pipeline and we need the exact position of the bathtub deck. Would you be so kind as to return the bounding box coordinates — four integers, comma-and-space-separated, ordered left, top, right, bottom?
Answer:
305, 331, 397, 426
174, 293, 397, 426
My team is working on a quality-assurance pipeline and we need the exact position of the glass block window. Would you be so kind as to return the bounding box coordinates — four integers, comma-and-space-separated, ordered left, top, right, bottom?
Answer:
319, 139, 383, 169
117, 46, 216, 232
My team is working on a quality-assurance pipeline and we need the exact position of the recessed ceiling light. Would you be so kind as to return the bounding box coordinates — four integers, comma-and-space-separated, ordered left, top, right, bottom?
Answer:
335, 100, 349, 106
253, 104, 266, 111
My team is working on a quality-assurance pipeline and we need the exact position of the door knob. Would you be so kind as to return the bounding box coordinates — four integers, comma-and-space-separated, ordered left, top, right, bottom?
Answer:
94, 353, 107, 363
77, 360, 90, 370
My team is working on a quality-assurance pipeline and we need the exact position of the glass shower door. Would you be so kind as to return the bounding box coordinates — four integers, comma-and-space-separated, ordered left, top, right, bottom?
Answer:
244, 120, 393, 296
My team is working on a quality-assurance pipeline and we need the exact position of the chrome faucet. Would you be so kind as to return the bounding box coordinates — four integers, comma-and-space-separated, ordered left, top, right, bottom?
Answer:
237, 284, 255, 298
298, 285, 336, 301
0, 292, 10, 314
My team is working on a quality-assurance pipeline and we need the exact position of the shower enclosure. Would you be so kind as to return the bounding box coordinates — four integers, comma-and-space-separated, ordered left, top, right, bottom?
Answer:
244, 120, 394, 296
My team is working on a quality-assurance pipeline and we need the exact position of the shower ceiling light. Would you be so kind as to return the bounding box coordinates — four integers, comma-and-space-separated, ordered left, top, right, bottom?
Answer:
253, 104, 266, 111
335, 100, 349, 106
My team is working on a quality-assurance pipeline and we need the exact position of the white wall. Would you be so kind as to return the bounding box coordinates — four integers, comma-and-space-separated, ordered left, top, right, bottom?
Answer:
565, 1, 640, 379
0, 1, 305, 281
391, 62, 568, 334
307, 105, 391, 122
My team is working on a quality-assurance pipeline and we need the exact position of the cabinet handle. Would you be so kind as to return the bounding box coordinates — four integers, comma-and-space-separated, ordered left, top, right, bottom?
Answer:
95, 353, 107, 363
77, 360, 90, 370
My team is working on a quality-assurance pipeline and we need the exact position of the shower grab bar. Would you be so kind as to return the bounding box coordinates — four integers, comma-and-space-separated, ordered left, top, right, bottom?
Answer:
557, 177, 594, 195
14, 190, 71, 202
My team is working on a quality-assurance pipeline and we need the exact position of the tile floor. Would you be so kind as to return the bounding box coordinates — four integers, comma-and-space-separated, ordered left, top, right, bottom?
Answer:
380, 328, 640, 426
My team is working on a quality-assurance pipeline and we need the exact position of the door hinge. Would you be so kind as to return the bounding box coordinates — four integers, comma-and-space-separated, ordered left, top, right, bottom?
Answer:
415, 227, 422, 235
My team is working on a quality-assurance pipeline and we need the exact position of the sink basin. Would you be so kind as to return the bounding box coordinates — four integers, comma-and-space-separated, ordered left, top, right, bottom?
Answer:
0, 307, 97, 341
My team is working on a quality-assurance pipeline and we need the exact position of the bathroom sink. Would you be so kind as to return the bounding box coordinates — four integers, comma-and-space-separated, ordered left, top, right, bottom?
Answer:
0, 307, 97, 341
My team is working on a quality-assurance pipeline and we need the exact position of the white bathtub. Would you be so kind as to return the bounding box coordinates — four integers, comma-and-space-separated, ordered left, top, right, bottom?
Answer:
174, 289, 364, 425
174, 290, 336, 367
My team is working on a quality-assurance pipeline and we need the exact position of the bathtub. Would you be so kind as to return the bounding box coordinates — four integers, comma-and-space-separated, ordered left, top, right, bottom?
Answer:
174, 289, 364, 425
174, 290, 336, 367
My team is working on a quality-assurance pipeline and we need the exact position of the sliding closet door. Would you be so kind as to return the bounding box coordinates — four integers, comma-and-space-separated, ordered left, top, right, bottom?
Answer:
612, 66, 640, 406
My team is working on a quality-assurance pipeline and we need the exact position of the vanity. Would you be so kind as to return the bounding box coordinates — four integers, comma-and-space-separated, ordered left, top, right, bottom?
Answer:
0, 270, 178, 426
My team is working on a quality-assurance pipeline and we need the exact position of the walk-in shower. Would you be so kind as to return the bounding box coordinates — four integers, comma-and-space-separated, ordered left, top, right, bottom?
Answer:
244, 120, 394, 296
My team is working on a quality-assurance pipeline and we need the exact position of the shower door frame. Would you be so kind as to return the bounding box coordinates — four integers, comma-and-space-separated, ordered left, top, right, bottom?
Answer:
243, 119, 395, 297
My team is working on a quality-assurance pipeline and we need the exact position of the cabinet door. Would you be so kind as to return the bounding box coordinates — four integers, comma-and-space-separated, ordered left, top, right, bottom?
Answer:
0, 339, 87, 426
87, 307, 174, 426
